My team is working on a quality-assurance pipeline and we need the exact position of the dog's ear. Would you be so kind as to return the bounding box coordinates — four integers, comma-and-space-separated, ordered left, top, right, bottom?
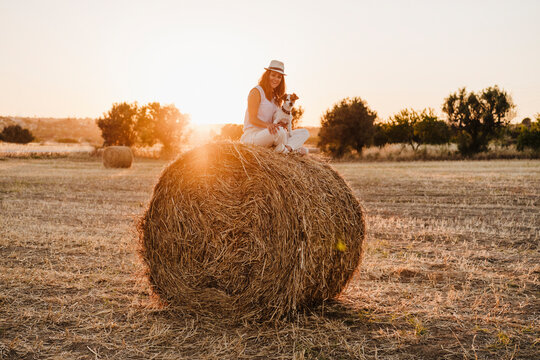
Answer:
291, 93, 299, 101
277, 94, 287, 102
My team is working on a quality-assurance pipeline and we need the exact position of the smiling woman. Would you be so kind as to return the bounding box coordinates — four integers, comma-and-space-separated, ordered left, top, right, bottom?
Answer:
240, 60, 310, 154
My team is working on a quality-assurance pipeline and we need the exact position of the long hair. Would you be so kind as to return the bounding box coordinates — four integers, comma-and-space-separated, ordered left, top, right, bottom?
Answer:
258, 70, 286, 106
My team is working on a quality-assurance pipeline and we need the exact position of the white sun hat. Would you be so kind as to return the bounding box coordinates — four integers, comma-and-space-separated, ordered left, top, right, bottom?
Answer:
264, 60, 286, 76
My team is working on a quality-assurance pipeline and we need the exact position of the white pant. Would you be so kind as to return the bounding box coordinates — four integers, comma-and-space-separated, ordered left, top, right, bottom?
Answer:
240, 127, 310, 151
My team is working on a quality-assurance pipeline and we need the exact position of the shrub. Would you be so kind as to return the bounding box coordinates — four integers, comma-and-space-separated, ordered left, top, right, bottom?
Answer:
373, 123, 389, 148
494, 123, 521, 148
0, 125, 35, 144
318, 97, 376, 158
382, 109, 451, 150
415, 113, 451, 145
385, 109, 421, 149
517, 115, 540, 152
521, 117, 532, 128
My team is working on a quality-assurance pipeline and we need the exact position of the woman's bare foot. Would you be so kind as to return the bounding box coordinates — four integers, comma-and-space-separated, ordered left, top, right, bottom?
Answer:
274, 144, 290, 154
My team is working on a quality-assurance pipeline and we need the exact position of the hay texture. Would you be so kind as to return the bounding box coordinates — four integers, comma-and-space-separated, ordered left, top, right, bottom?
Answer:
139, 142, 365, 320
103, 146, 133, 168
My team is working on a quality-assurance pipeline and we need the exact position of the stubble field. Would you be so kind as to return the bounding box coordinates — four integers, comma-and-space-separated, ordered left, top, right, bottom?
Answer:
0, 157, 538, 359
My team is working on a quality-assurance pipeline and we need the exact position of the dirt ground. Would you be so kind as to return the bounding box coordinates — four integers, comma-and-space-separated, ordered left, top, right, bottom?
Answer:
0, 157, 538, 359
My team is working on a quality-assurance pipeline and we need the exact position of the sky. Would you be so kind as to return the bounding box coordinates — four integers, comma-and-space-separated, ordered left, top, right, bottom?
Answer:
1, 0, 539, 126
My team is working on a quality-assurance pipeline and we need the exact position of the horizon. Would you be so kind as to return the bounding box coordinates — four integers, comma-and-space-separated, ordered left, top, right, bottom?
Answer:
1, 0, 539, 126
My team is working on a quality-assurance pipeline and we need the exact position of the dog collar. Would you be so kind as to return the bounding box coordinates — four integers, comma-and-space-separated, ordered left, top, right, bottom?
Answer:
281, 107, 291, 115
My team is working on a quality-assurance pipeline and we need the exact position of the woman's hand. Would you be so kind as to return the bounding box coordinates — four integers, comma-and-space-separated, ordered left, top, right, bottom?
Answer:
267, 123, 280, 135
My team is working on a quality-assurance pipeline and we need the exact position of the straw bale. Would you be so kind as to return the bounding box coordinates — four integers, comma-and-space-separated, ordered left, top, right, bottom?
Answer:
103, 146, 133, 168
138, 142, 365, 320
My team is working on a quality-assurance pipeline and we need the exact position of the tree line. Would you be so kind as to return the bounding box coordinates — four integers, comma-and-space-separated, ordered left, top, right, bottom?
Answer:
96, 102, 189, 157
318, 86, 540, 158
2, 87, 538, 159
0, 102, 190, 157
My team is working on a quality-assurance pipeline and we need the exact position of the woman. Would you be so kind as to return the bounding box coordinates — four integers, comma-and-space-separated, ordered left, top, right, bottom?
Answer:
240, 60, 309, 154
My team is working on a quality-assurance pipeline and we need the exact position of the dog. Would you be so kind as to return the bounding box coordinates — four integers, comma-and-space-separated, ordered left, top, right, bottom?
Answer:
273, 93, 299, 137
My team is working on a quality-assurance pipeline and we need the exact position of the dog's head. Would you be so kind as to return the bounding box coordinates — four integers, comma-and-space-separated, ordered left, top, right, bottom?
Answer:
281, 93, 299, 109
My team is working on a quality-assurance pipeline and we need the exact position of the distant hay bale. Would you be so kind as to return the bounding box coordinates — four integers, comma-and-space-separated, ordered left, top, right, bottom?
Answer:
103, 146, 133, 168
138, 142, 365, 320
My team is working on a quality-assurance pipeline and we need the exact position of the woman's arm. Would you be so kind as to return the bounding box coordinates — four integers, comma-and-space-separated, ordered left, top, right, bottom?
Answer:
247, 88, 280, 134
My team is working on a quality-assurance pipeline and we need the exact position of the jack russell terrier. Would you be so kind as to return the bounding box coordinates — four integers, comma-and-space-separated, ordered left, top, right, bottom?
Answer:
273, 93, 299, 137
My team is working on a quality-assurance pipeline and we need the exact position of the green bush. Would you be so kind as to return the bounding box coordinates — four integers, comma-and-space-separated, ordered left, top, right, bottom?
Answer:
381, 109, 451, 150
455, 131, 473, 155
517, 115, 540, 151
0, 125, 35, 144
318, 97, 376, 158
385, 109, 420, 149
373, 123, 389, 147
415, 115, 451, 145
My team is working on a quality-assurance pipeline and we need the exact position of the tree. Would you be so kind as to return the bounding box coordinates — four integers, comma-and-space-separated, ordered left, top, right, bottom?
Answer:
97, 101, 189, 155
414, 110, 451, 145
517, 114, 540, 152
373, 122, 389, 148
138, 102, 190, 156
495, 123, 521, 148
383, 108, 451, 149
96, 102, 138, 146
318, 97, 376, 158
291, 105, 304, 129
442, 86, 514, 155
521, 117, 532, 128
214, 124, 243, 141
0, 124, 34, 144
386, 109, 422, 150
135, 105, 159, 147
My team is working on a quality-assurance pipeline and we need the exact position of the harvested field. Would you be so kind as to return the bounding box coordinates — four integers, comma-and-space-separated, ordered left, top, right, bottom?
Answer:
0, 158, 539, 359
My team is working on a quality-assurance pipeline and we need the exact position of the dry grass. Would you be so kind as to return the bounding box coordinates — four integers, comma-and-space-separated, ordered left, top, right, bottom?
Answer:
140, 142, 365, 320
340, 143, 540, 162
0, 142, 95, 159
102, 146, 133, 169
0, 157, 538, 359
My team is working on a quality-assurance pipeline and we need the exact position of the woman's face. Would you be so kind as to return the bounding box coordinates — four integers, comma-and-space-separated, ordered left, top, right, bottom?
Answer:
269, 71, 283, 89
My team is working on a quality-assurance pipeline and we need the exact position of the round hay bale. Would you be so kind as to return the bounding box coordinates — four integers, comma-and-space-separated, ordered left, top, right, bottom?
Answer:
103, 146, 133, 168
138, 142, 365, 320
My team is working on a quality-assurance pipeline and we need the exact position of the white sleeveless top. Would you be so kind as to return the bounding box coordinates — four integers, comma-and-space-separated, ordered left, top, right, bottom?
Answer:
243, 85, 278, 131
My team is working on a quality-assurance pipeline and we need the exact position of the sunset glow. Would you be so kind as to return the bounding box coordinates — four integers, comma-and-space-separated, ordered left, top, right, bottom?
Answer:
1, 0, 539, 126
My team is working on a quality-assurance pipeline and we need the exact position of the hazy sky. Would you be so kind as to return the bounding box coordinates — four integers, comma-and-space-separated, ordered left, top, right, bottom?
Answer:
1, 0, 539, 126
